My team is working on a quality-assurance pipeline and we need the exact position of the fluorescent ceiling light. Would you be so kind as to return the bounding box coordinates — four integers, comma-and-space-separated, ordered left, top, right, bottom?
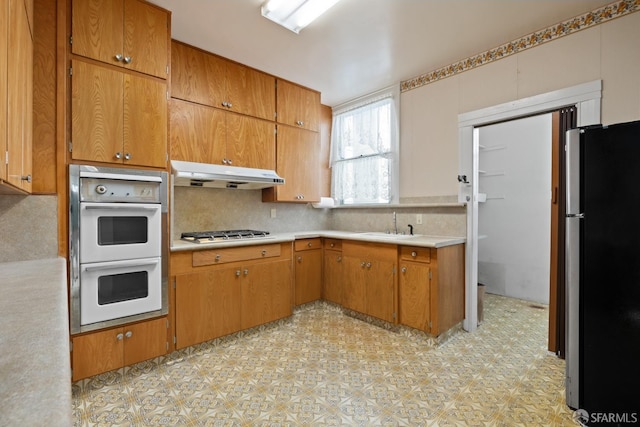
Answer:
261, 0, 343, 34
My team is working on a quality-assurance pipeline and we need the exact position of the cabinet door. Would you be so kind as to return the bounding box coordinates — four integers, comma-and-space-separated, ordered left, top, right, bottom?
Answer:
242, 259, 292, 330
171, 40, 225, 107
123, 317, 168, 366
123, 0, 168, 79
72, 328, 124, 381
175, 268, 242, 349
398, 262, 430, 331
169, 99, 226, 165
71, 60, 123, 164
123, 72, 167, 167
0, 0, 6, 183
71, 0, 123, 67
366, 259, 396, 323
268, 125, 320, 202
6, 0, 32, 190
323, 249, 342, 304
276, 79, 320, 132
226, 61, 275, 121
226, 113, 275, 170
342, 256, 367, 314
294, 249, 322, 305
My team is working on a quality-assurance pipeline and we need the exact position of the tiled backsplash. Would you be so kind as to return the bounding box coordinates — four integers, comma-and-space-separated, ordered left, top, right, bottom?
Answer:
0, 195, 58, 263
172, 187, 465, 240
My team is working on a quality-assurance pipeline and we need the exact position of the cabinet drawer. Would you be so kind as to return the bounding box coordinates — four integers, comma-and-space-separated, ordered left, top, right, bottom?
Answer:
323, 238, 342, 251
343, 241, 397, 262
294, 238, 322, 251
400, 246, 431, 263
193, 243, 281, 267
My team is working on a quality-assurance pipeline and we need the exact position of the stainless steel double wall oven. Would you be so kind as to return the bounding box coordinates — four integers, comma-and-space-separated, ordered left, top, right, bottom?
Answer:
69, 165, 168, 334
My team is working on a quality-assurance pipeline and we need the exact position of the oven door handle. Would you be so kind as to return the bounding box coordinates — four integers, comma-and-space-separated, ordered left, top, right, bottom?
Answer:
83, 259, 159, 272
83, 205, 159, 211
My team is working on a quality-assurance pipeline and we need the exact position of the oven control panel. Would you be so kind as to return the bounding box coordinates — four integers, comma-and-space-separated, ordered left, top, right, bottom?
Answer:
80, 177, 161, 203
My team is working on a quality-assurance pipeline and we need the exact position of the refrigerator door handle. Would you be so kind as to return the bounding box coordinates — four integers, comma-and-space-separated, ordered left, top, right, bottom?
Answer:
566, 213, 584, 218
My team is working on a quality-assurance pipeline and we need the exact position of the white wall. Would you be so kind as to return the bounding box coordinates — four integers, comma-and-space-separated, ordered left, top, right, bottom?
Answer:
477, 114, 552, 303
399, 11, 640, 199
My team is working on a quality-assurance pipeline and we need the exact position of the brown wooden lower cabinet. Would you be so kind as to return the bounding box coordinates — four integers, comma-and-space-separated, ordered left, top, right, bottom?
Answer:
172, 243, 293, 350
71, 316, 168, 381
294, 238, 322, 306
342, 241, 397, 323
398, 244, 465, 336
322, 239, 343, 305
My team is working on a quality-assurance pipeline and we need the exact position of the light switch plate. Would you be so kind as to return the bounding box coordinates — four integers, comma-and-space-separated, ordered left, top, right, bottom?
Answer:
416, 214, 423, 225
270, 208, 277, 218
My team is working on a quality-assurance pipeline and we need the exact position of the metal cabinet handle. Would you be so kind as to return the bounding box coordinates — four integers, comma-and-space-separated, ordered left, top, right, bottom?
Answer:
125, 331, 132, 339
116, 333, 124, 341
296, 120, 304, 126
227, 102, 232, 108
215, 254, 221, 261
115, 152, 122, 159
401, 266, 407, 273
361, 261, 366, 267
115, 54, 123, 62
244, 269, 249, 276
227, 159, 232, 165
261, 250, 267, 256
222, 158, 227, 164
366, 262, 372, 268
123, 56, 132, 64
235, 270, 241, 277
411, 251, 417, 257
21, 175, 32, 183
124, 153, 131, 160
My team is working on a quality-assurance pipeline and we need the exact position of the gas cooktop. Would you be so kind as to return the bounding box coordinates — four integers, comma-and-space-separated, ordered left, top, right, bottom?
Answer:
180, 229, 271, 244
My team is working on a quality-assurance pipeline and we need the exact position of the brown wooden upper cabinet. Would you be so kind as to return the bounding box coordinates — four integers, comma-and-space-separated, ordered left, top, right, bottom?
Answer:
71, 59, 167, 168
276, 79, 321, 132
170, 98, 276, 170
171, 40, 276, 121
71, 0, 169, 80
0, 0, 33, 194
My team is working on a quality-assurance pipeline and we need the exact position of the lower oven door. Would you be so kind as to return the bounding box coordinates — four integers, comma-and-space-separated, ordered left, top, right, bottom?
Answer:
80, 202, 161, 263
80, 257, 162, 326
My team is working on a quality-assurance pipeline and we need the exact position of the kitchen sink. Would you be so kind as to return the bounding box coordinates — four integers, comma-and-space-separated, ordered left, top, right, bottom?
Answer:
357, 232, 421, 239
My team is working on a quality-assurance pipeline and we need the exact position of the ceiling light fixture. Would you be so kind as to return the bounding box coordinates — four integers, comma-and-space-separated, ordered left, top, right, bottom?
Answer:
261, 0, 343, 34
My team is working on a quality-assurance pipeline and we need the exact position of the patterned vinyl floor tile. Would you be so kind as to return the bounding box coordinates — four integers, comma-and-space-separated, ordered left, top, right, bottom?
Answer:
73, 294, 580, 426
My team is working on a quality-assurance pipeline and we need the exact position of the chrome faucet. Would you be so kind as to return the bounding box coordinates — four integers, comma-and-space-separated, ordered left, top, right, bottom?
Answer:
393, 211, 397, 235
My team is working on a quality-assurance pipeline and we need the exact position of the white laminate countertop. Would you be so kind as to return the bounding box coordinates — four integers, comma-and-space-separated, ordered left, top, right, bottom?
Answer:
171, 230, 465, 252
0, 258, 72, 427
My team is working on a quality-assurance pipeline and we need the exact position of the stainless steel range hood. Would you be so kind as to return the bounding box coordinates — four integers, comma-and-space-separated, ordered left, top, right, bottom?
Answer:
171, 160, 284, 190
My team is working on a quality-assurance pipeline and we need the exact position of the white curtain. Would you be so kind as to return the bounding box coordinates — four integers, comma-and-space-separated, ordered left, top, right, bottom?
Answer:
330, 87, 398, 205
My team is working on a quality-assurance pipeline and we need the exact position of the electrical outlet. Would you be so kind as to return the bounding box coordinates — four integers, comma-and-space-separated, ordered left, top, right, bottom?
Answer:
270, 208, 277, 218
416, 214, 423, 225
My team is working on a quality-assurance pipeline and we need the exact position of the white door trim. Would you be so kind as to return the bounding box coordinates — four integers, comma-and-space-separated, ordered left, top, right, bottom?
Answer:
458, 80, 602, 332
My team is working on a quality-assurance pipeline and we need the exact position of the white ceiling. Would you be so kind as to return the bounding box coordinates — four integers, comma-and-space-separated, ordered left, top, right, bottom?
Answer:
149, 0, 613, 107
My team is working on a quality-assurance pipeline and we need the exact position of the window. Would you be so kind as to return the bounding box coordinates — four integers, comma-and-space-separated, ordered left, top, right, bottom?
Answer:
330, 87, 399, 205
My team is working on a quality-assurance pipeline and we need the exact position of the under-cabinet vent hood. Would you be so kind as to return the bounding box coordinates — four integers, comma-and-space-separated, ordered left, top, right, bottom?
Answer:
171, 160, 284, 190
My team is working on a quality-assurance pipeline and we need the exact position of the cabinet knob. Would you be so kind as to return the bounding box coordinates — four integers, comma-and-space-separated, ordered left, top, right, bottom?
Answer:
125, 331, 132, 339
366, 262, 372, 268
261, 250, 267, 256
124, 153, 131, 160
296, 120, 304, 126
235, 270, 241, 277
337, 256, 342, 262
123, 56, 132, 64
244, 269, 249, 276
222, 158, 228, 164
401, 266, 407, 273
360, 261, 366, 268
115, 152, 122, 159
215, 254, 221, 261
330, 243, 334, 248
297, 256, 302, 262
116, 333, 124, 341
411, 251, 417, 258
307, 242, 312, 247
21, 175, 32, 183
227, 159, 233, 165
115, 54, 123, 62
227, 102, 232, 108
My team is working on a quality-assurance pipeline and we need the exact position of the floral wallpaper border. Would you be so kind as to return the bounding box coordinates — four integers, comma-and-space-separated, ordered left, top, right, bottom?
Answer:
400, 0, 640, 93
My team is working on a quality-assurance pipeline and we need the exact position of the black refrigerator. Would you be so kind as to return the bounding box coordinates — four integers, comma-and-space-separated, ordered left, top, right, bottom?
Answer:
565, 120, 640, 425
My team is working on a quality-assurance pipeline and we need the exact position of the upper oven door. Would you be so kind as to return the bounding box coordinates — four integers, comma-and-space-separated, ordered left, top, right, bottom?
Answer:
80, 202, 161, 263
